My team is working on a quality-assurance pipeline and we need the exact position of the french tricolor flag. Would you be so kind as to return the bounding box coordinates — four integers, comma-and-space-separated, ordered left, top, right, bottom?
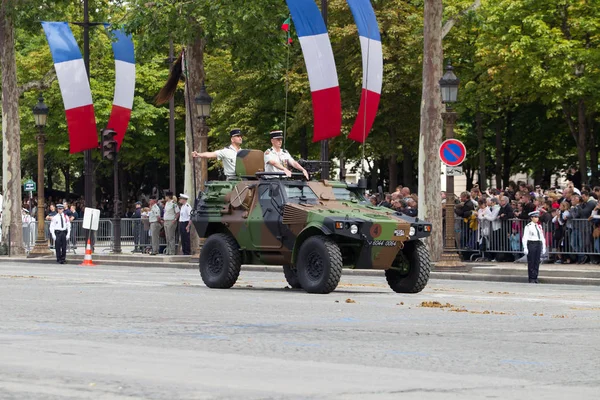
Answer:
286, 0, 342, 142
105, 26, 135, 149
346, 0, 383, 143
42, 22, 98, 154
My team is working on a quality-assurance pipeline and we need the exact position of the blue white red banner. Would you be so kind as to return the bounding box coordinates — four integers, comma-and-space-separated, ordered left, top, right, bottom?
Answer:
104, 26, 136, 149
345, 0, 383, 143
285, 0, 342, 142
41, 21, 98, 154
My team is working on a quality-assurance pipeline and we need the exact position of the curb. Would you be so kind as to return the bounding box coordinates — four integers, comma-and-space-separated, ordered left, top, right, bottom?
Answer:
1, 256, 599, 286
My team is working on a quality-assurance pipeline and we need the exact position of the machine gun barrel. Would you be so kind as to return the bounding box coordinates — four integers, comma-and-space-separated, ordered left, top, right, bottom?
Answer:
298, 159, 331, 175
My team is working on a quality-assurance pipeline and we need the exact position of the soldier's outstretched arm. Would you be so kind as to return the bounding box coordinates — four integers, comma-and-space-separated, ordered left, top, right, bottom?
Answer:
192, 151, 218, 159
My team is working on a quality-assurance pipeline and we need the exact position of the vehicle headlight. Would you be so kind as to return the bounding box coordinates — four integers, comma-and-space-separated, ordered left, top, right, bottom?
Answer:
350, 224, 359, 235
409, 227, 416, 236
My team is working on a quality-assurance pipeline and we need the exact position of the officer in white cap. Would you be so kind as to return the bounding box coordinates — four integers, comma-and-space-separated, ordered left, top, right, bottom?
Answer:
192, 128, 243, 180
264, 130, 309, 179
49, 203, 71, 264
522, 210, 546, 283
178, 193, 192, 255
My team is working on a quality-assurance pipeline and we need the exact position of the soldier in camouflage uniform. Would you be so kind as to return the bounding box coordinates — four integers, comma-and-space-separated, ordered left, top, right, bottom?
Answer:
264, 130, 309, 179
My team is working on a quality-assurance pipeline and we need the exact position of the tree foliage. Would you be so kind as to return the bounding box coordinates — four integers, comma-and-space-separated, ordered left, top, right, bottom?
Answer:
2, 0, 600, 204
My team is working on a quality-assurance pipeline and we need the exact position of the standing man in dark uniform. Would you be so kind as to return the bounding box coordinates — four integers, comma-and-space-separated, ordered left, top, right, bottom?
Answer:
132, 201, 142, 253
522, 211, 546, 283
49, 204, 71, 264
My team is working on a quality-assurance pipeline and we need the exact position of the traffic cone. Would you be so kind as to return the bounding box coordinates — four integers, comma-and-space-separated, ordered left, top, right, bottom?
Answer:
80, 239, 96, 266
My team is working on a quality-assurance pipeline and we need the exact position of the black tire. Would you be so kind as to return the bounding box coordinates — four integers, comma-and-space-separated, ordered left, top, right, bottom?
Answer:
385, 240, 431, 293
296, 236, 342, 294
199, 233, 241, 289
283, 264, 302, 289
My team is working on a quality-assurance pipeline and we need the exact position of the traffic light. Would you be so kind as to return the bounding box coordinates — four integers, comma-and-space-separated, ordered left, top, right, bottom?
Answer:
101, 129, 117, 160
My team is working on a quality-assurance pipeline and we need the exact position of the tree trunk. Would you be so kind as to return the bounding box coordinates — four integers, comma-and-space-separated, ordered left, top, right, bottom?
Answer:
417, 0, 444, 261
577, 99, 588, 185
495, 119, 502, 189
300, 126, 308, 159
0, 1, 24, 255
476, 111, 486, 190
465, 167, 474, 191
588, 113, 597, 185
339, 151, 346, 181
502, 112, 512, 187
120, 166, 128, 216
47, 166, 54, 191
402, 146, 413, 189
370, 158, 380, 192
388, 130, 397, 191
63, 167, 70, 194
183, 37, 206, 256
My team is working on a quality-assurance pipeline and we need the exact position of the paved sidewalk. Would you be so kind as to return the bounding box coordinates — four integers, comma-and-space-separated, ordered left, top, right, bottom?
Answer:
3, 252, 600, 286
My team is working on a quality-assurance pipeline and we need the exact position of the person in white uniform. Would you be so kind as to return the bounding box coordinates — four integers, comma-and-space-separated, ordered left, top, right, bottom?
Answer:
522, 210, 546, 283
49, 203, 71, 264
192, 128, 243, 180
264, 130, 309, 179
178, 193, 192, 255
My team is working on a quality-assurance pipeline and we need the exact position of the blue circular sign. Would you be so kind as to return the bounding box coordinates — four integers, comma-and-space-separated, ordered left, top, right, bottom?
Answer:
439, 139, 466, 167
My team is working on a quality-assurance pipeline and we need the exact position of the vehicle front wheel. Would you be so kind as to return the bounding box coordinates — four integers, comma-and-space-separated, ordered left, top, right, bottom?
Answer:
385, 240, 431, 293
283, 264, 302, 289
199, 233, 241, 289
296, 236, 342, 294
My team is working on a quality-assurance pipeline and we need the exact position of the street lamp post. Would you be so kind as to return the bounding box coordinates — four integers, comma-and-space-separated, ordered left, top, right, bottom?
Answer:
194, 81, 213, 190
28, 94, 53, 258
193, 82, 213, 257
437, 63, 465, 269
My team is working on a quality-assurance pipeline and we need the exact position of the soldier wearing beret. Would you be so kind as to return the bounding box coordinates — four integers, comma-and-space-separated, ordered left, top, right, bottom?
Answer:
522, 210, 546, 283
264, 130, 308, 179
192, 128, 243, 180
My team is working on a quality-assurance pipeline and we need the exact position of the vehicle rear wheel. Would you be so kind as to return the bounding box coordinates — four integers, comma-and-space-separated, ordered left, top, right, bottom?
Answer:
199, 233, 241, 289
296, 236, 342, 294
385, 240, 431, 293
283, 264, 302, 289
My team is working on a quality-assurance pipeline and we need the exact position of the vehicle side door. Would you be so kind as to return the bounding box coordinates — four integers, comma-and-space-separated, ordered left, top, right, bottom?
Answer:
248, 182, 284, 249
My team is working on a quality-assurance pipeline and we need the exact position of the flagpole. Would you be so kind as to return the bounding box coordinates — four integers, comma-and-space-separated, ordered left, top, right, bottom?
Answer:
283, 18, 291, 150
361, 17, 372, 180
320, 0, 330, 178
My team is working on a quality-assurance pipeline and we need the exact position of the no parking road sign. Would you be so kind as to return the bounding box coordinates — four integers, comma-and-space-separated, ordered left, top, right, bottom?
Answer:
439, 139, 466, 167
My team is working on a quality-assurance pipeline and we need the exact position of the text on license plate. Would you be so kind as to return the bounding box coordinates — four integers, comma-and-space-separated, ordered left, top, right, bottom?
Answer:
367, 240, 396, 247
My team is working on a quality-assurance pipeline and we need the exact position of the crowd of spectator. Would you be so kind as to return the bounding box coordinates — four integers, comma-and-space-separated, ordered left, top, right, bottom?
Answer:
16, 185, 193, 255
450, 180, 600, 264
367, 186, 419, 217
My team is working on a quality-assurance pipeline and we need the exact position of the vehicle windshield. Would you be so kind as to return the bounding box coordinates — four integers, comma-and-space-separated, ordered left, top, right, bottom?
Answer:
283, 185, 319, 203
332, 187, 365, 202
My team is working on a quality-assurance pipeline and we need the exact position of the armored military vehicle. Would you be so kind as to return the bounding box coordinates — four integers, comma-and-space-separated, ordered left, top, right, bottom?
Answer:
191, 150, 432, 294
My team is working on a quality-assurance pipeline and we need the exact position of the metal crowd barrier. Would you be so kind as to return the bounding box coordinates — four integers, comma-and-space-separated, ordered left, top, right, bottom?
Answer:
448, 217, 600, 261
24, 218, 178, 254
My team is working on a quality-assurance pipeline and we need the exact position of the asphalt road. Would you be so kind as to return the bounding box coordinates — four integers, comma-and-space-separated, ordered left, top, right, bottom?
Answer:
1, 262, 599, 399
